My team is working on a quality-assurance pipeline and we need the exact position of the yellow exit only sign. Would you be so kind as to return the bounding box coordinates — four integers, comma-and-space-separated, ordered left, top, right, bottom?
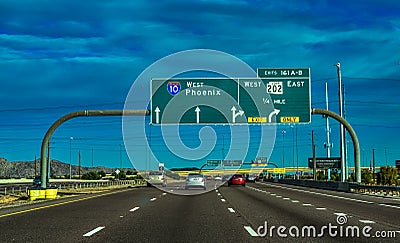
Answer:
280, 117, 299, 123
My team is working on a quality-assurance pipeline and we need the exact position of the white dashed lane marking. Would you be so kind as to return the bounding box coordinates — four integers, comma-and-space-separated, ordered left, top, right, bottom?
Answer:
316, 207, 327, 210
228, 207, 235, 213
129, 206, 140, 212
83, 226, 105, 237
359, 220, 375, 224
302, 203, 313, 206
150, 198, 157, 202
378, 203, 400, 209
221, 198, 226, 202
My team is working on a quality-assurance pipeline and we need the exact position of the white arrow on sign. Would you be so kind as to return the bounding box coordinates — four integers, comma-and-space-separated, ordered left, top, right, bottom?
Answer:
155, 106, 160, 124
231, 106, 244, 123
268, 109, 280, 122
195, 106, 201, 123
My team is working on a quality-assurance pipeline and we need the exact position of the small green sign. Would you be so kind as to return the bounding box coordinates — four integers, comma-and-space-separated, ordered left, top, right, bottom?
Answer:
207, 160, 221, 166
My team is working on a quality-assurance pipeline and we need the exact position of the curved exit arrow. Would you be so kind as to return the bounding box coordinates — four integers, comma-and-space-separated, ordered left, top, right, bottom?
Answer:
268, 109, 280, 122
231, 106, 244, 123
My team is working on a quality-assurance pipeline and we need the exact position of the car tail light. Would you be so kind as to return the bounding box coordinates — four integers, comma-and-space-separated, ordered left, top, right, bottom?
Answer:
201, 178, 204, 182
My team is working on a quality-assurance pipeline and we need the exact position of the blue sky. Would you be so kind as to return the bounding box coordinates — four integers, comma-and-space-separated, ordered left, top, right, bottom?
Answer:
0, 0, 399, 172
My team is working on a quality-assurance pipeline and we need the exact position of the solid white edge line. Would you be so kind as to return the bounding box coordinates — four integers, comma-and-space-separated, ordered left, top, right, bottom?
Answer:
244, 226, 259, 237
129, 206, 140, 212
228, 207, 235, 213
359, 220, 375, 224
378, 203, 400, 209
83, 226, 105, 237
266, 183, 375, 204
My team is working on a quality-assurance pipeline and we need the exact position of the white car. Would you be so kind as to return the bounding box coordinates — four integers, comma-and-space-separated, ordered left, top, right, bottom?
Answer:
185, 173, 206, 190
147, 171, 167, 187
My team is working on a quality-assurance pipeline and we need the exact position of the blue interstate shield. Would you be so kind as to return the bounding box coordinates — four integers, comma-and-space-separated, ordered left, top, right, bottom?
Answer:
167, 81, 181, 95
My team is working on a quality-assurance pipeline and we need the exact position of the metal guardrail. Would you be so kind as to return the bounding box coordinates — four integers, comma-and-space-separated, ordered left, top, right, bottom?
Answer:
264, 178, 400, 197
1, 180, 147, 196
348, 183, 400, 196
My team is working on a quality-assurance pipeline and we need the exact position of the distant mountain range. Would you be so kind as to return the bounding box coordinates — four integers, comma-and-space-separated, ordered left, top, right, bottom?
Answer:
0, 157, 132, 178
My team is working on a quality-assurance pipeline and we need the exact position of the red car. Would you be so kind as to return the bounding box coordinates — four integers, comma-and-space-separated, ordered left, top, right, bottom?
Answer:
227, 174, 246, 186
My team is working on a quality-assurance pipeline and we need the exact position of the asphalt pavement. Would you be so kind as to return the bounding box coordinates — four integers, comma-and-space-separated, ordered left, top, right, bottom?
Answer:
0, 181, 399, 242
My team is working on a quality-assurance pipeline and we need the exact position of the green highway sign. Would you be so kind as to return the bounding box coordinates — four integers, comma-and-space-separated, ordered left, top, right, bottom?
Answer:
150, 68, 311, 124
222, 160, 243, 166
257, 68, 311, 123
308, 157, 341, 169
207, 160, 221, 166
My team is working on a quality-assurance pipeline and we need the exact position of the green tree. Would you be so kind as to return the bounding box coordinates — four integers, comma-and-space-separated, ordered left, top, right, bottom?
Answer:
330, 171, 340, 181
119, 171, 127, 180
316, 171, 326, 180
361, 169, 373, 184
97, 170, 106, 178
82, 171, 101, 180
347, 173, 355, 182
377, 166, 398, 185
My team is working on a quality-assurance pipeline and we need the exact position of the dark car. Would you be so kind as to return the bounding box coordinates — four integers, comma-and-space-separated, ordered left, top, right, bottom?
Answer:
32, 176, 49, 187
228, 174, 246, 186
246, 174, 259, 182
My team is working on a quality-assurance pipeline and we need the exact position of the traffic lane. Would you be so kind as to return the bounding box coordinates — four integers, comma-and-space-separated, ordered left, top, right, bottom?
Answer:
219, 185, 349, 242
0, 187, 163, 242
85, 188, 263, 242
252, 182, 400, 229
219, 185, 399, 242
158, 180, 221, 195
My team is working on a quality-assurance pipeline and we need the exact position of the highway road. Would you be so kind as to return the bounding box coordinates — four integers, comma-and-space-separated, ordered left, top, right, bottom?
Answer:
0, 181, 399, 242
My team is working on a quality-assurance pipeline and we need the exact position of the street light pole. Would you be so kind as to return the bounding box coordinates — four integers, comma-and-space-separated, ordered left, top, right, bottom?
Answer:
119, 144, 122, 169
296, 126, 299, 179
282, 130, 286, 168
69, 137, 73, 179
335, 62, 346, 182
